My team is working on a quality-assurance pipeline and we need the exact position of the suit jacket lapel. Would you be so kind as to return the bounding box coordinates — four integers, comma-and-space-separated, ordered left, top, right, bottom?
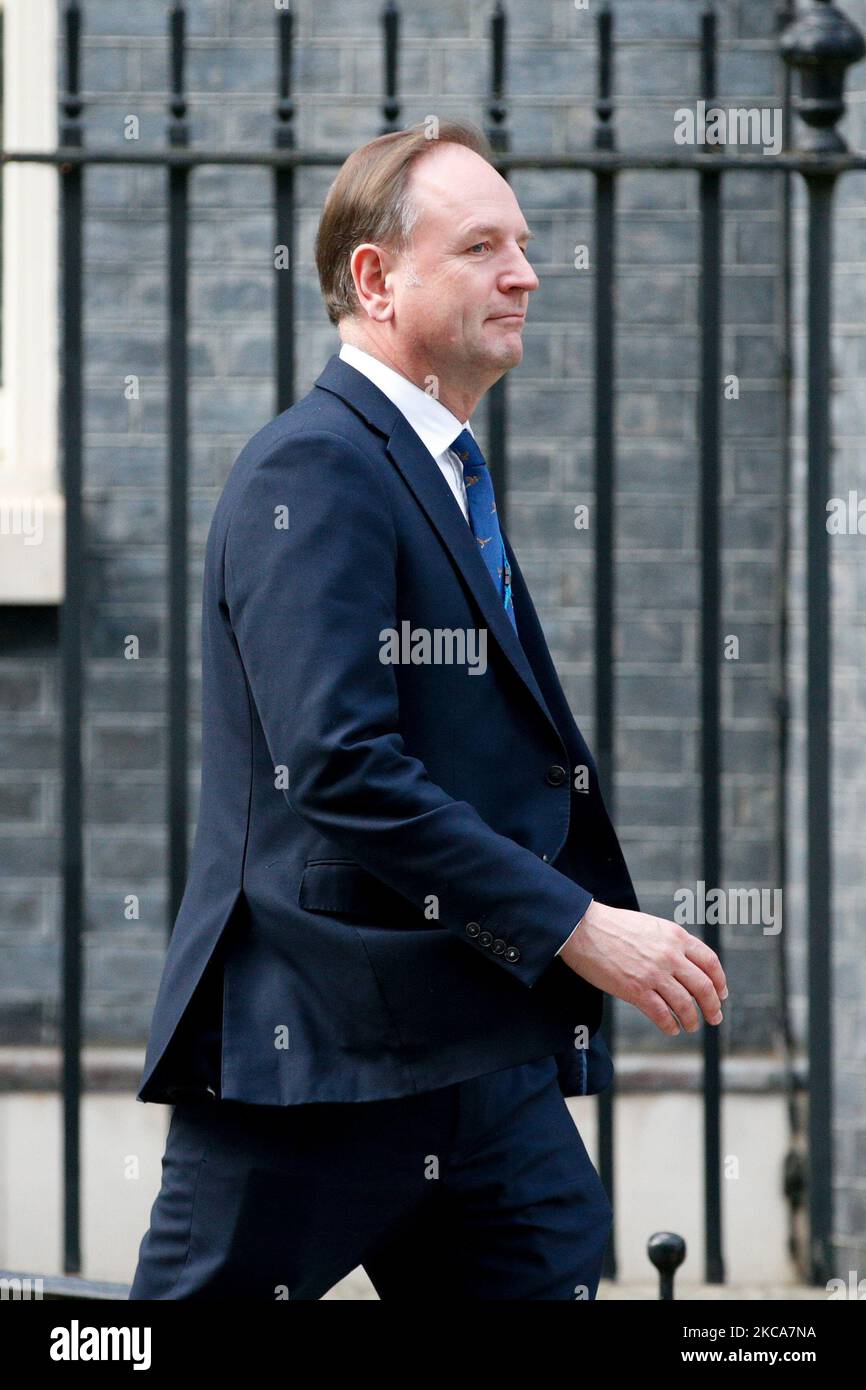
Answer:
314, 353, 561, 739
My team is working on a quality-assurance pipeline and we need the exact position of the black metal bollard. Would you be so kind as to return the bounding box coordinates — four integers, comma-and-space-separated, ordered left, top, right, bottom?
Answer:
648, 1232, 687, 1300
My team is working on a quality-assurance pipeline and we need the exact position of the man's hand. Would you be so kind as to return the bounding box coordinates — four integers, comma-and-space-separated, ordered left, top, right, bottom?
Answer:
559, 899, 728, 1036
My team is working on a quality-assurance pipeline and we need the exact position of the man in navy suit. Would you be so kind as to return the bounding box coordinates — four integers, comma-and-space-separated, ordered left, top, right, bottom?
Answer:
130, 119, 727, 1300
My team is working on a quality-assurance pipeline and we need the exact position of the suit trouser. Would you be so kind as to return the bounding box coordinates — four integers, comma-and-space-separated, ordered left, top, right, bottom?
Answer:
128, 1052, 612, 1301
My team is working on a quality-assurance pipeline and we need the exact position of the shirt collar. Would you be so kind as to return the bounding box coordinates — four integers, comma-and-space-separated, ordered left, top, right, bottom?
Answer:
338, 341, 475, 459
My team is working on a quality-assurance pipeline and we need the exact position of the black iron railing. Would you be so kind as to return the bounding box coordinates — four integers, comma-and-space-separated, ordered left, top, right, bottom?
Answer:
1, 0, 862, 1289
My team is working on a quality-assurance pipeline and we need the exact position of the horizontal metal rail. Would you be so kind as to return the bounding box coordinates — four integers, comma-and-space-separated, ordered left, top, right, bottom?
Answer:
5, 148, 866, 172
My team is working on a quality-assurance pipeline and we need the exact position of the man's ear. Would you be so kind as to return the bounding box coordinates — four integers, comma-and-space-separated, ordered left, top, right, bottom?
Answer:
350, 242, 393, 322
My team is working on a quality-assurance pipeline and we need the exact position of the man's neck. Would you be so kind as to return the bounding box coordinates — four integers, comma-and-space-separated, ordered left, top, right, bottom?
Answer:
339, 334, 485, 421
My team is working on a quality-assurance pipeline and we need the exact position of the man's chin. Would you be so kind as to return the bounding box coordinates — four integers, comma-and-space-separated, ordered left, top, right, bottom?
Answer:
461, 336, 523, 381
493, 336, 524, 368
482, 324, 524, 354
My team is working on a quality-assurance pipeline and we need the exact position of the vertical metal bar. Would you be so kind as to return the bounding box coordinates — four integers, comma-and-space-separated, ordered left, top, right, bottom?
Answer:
804, 172, 835, 1285
593, 2, 615, 820
771, 0, 803, 1269
166, 5, 189, 933
59, 0, 83, 1276
274, 4, 295, 413
779, 0, 866, 1288
380, 1, 400, 135
592, 0, 617, 1280
486, 0, 509, 524
698, 3, 724, 1285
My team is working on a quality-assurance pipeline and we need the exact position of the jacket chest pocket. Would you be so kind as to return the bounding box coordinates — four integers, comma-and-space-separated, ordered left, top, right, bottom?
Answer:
297, 859, 422, 927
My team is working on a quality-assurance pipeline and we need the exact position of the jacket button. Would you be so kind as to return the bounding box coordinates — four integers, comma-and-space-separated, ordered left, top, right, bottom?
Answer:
504, 946, 521, 964
492, 938, 506, 955
465, 921, 480, 938
479, 930, 493, 948
545, 764, 567, 786
541, 852, 549, 862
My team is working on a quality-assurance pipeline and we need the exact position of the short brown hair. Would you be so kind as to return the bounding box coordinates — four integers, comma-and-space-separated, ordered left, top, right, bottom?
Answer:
314, 119, 496, 327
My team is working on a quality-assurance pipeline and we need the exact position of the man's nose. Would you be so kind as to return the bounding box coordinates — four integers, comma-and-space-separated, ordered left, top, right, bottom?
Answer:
502, 249, 539, 293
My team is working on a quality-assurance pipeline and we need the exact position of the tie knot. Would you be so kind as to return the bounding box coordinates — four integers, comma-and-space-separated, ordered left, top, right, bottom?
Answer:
450, 428, 487, 470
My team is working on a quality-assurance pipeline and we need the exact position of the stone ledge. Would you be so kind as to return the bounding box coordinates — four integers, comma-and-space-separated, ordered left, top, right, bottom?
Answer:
0, 1047, 808, 1095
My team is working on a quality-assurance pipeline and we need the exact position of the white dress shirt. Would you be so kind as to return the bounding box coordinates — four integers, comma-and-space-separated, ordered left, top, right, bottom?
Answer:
339, 341, 472, 521
337, 341, 589, 958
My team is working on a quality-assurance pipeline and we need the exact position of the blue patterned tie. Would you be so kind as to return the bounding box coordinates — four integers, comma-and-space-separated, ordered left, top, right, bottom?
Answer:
450, 428, 516, 631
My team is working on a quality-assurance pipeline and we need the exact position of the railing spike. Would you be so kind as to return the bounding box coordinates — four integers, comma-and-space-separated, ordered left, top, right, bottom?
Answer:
61, 1, 83, 148
168, 4, 189, 148
594, 0, 615, 151
488, 2, 509, 154
275, 3, 295, 150
380, 0, 401, 134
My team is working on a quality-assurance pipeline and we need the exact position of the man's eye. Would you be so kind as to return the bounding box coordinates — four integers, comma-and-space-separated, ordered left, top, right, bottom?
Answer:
468, 241, 531, 256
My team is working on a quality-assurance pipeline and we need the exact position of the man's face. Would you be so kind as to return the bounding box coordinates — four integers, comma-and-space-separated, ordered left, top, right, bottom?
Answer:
384, 144, 539, 385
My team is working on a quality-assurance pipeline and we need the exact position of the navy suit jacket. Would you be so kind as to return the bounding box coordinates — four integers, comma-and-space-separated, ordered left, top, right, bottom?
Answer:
136, 352, 640, 1107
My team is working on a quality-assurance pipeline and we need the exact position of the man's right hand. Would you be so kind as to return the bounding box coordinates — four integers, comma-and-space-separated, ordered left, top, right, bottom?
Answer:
559, 899, 728, 1036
